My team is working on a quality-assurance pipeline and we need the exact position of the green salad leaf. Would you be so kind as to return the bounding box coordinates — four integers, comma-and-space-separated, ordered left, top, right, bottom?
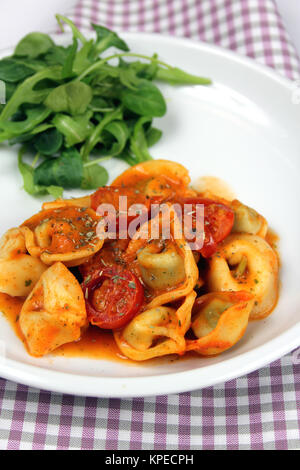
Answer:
18, 147, 63, 198
92, 24, 129, 56
34, 147, 83, 188
52, 111, 93, 147
14, 33, 55, 59
0, 14, 212, 198
101, 120, 129, 157
0, 58, 36, 83
120, 79, 166, 117
156, 66, 212, 85
34, 128, 63, 155
81, 164, 109, 190
146, 127, 162, 147
0, 66, 62, 121
130, 117, 153, 163
44, 81, 92, 114
0, 106, 51, 142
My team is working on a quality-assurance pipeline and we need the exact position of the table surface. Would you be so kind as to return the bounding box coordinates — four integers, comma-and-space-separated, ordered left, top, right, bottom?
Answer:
1, 0, 300, 54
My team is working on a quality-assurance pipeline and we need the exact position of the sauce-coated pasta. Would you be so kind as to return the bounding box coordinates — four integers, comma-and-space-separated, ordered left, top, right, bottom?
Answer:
0, 160, 279, 360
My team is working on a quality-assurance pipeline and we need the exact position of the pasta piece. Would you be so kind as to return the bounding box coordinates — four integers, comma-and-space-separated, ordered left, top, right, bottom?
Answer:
114, 292, 196, 361
137, 240, 186, 290
21, 205, 104, 267
42, 196, 91, 211
231, 200, 267, 238
186, 291, 254, 355
112, 159, 196, 200
19, 262, 87, 357
125, 204, 199, 307
0, 227, 26, 256
207, 234, 278, 319
192, 176, 236, 201
113, 159, 190, 187
0, 228, 47, 296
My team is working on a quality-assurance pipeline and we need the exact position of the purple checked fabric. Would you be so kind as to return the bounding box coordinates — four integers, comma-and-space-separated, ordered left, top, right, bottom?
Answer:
69, 0, 300, 80
1, 0, 300, 450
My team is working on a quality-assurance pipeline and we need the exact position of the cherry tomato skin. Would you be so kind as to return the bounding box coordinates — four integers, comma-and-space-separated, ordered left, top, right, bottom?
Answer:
82, 267, 144, 329
182, 198, 234, 257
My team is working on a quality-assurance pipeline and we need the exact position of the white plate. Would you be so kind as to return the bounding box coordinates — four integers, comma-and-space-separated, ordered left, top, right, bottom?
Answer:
0, 32, 299, 397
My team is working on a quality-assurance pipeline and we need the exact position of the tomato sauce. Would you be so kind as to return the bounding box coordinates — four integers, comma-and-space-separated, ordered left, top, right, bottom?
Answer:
0, 162, 280, 362
0, 292, 199, 363
0, 292, 129, 362
52, 327, 129, 362
0, 293, 24, 340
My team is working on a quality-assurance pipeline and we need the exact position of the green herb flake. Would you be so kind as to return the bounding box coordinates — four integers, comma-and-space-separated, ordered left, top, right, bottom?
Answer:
84, 275, 92, 285
128, 281, 136, 289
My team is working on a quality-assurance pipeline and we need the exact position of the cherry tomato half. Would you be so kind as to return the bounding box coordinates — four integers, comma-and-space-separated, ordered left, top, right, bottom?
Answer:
82, 266, 144, 329
182, 197, 234, 258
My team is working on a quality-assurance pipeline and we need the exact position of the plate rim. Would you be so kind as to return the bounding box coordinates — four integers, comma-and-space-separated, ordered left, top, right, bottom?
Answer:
2, 323, 299, 397
0, 31, 299, 397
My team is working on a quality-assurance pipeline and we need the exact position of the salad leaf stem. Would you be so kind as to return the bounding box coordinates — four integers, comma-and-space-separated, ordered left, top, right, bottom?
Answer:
56, 14, 88, 44
83, 156, 112, 168
80, 105, 123, 161
31, 151, 40, 168
77, 52, 211, 85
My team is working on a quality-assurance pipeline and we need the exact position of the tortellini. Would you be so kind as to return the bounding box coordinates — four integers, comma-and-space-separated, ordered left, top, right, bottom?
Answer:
114, 292, 196, 361
186, 291, 254, 356
231, 200, 267, 238
112, 159, 196, 200
19, 262, 87, 357
207, 234, 278, 319
0, 159, 281, 362
42, 195, 91, 211
125, 204, 199, 307
137, 240, 186, 290
114, 205, 199, 362
0, 228, 47, 297
21, 205, 104, 267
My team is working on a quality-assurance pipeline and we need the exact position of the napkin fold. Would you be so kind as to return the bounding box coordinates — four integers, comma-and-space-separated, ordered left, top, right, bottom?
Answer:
65, 0, 300, 80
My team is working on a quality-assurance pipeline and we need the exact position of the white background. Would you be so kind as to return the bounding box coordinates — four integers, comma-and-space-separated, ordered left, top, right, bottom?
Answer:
0, 0, 299, 55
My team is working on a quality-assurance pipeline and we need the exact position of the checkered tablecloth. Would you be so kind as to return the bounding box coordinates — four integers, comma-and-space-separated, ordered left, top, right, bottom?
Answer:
1, 0, 300, 450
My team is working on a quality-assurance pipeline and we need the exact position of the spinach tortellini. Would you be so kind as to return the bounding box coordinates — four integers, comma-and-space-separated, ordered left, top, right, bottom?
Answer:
125, 204, 199, 308
137, 240, 186, 290
207, 234, 278, 319
186, 291, 254, 355
114, 292, 196, 361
